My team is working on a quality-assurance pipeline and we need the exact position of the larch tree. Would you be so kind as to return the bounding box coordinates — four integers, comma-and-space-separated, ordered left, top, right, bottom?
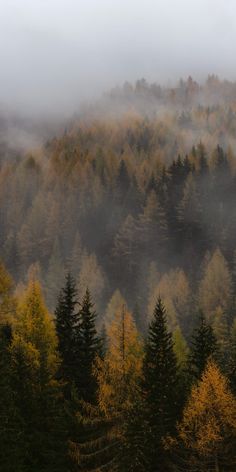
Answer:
176, 361, 236, 471
104, 289, 127, 329
71, 305, 143, 471
198, 248, 232, 323
148, 268, 191, 332
173, 326, 189, 367
0, 261, 16, 325
11, 280, 67, 472
78, 252, 105, 313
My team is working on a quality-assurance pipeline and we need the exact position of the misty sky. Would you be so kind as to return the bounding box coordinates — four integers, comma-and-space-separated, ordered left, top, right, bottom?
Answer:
0, 0, 236, 115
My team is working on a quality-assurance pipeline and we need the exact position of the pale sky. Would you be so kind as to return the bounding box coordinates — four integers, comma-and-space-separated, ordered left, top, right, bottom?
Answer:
0, 0, 235, 114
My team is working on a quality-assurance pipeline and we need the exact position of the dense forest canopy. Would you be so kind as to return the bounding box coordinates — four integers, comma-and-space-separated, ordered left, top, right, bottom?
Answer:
1, 75, 236, 471
1, 76, 236, 332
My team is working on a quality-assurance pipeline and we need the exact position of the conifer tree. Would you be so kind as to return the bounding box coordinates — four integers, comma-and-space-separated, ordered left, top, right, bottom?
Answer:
228, 318, 236, 393
141, 297, 179, 471
0, 324, 25, 471
77, 288, 101, 403
189, 313, 217, 381
71, 305, 143, 471
0, 261, 16, 325
175, 361, 236, 471
55, 272, 79, 389
11, 280, 67, 472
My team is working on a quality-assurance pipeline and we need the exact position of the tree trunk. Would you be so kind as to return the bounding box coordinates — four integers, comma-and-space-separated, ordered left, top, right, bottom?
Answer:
215, 453, 220, 472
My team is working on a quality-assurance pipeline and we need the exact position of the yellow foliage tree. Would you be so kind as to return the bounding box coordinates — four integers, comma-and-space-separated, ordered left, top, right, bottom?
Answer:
95, 305, 143, 418
12, 280, 58, 383
176, 361, 236, 471
199, 248, 232, 322
104, 289, 127, 329
0, 261, 16, 325
10, 280, 65, 469
148, 268, 190, 331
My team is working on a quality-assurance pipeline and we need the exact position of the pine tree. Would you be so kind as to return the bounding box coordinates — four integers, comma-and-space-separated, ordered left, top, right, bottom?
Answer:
189, 313, 217, 381
141, 297, 180, 471
55, 272, 79, 390
77, 288, 101, 403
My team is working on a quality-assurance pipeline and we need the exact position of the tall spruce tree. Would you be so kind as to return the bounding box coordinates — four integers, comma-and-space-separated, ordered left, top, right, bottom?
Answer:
77, 288, 100, 403
189, 312, 217, 381
141, 297, 179, 471
55, 272, 79, 389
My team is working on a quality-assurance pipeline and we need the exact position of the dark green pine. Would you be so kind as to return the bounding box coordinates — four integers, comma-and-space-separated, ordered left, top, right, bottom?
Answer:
142, 297, 179, 471
0, 324, 25, 472
189, 312, 217, 381
77, 288, 100, 403
55, 272, 79, 386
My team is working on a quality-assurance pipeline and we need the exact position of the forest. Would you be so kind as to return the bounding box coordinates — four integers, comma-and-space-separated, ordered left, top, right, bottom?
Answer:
1, 75, 236, 470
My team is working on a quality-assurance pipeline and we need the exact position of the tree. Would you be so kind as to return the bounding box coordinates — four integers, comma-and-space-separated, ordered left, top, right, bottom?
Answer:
137, 190, 168, 263
104, 289, 127, 329
112, 214, 139, 299
198, 248, 232, 323
96, 305, 143, 417
228, 318, 236, 392
55, 272, 79, 391
78, 252, 105, 313
148, 268, 191, 332
175, 361, 236, 471
173, 326, 189, 367
45, 237, 65, 310
77, 288, 101, 403
11, 280, 67, 471
0, 261, 16, 325
141, 297, 180, 471
71, 305, 143, 471
177, 173, 204, 259
189, 313, 217, 381
0, 324, 25, 471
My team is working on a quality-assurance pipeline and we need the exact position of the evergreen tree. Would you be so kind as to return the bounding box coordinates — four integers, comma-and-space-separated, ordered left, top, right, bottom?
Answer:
77, 288, 100, 403
189, 313, 217, 381
0, 324, 25, 472
141, 297, 180, 471
55, 272, 79, 390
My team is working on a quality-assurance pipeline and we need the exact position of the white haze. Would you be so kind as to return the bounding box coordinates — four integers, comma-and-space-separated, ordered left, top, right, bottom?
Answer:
0, 0, 236, 116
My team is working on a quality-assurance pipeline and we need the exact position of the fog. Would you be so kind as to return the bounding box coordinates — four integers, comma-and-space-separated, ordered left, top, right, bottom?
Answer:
0, 0, 236, 115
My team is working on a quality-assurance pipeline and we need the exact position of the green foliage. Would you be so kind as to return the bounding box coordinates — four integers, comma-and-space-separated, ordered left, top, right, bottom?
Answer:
189, 313, 217, 381
77, 288, 101, 403
55, 272, 80, 391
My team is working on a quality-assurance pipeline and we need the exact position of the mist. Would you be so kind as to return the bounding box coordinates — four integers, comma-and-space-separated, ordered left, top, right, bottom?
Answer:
0, 0, 236, 116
